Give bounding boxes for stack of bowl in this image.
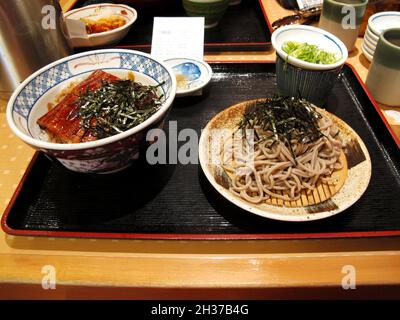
[362,11,400,62]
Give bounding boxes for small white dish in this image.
[165,58,212,97]
[364,30,378,47]
[362,41,374,56]
[363,37,377,52]
[64,3,137,48]
[362,38,376,53]
[361,43,373,62]
[271,25,348,71]
[366,27,379,42]
[368,11,400,36]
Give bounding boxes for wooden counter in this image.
[0,0,399,299]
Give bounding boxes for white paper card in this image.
[151,17,205,61]
[65,18,88,37]
[296,0,322,10]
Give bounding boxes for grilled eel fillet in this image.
[37,70,119,143]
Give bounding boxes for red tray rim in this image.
[2,60,400,240]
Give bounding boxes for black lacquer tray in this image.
[70,0,272,52]
[2,62,400,240]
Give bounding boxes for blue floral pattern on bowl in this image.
[7,49,176,173]
[14,63,71,119]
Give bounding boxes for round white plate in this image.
[363,32,378,49]
[199,99,372,222]
[368,11,400,36]
[363,37,376,53]
[366,27,379,43]
[361,44,373,62]
[362,41,375,56]
[165,58,212,97]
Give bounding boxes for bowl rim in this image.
[362,41,374,56]
[271,25,348,71]
[325,0,368,6]
[362,38,376,53]
[6,49,177,151]
[380,28,400,51]
[366,27,379,41]
[364,30,378,45]
[368,11,400,37]
[64,3,137,39]
[361,44,373,62]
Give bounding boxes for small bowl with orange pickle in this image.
[6,49,177,173]
[64,3,137,48]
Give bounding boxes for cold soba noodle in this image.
[220,97,345,204]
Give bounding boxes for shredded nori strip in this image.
[75,79,163,139]
[238,97,323,161]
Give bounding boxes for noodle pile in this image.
[220,103,345,204]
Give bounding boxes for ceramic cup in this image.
[182,0,230,28]
[366,28,400,106]
[271,25,348,106]
[319,0,369,51]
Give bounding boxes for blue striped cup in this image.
[272,25,348,106]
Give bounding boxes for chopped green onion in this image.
[282,41,341,65]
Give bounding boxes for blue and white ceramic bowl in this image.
[272,25,348,105]
[6,49,177,173]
